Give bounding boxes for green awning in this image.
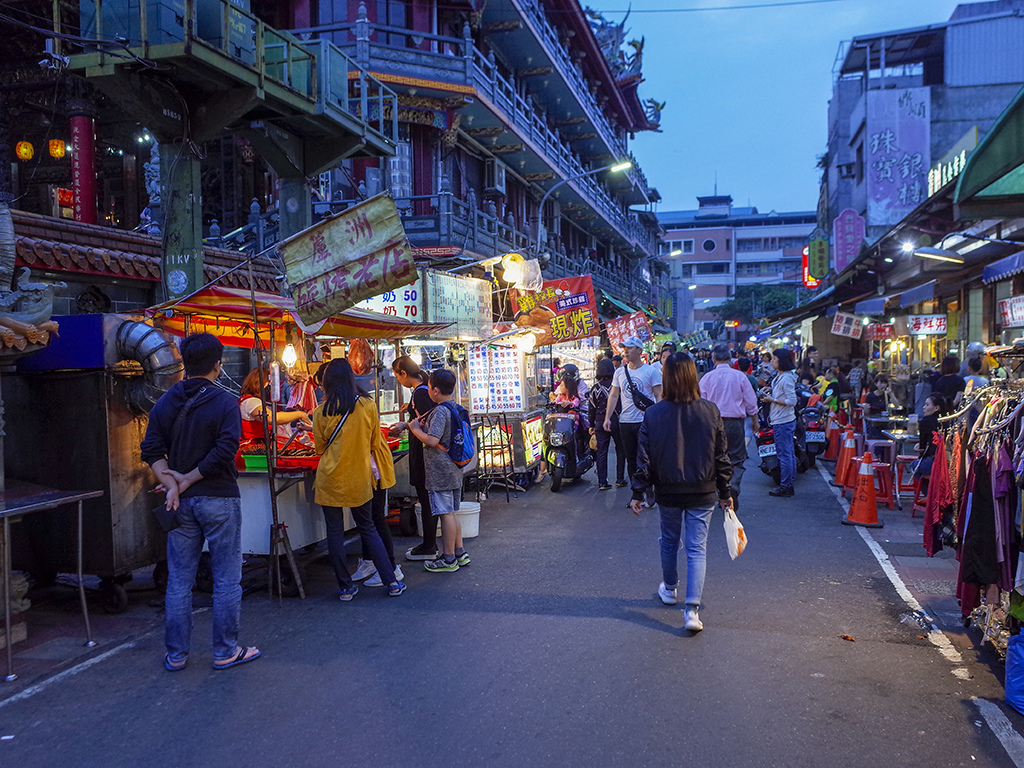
[955,85,1024,218]
[600,291,639,316]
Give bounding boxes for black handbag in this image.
[623,366,656,411]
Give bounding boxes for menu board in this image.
[358,275,423,318]
[425,271,492,340]
[467,345,524,413]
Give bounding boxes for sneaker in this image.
[351,559,377,581]
[615,480,628,487]
[388,581,407,597]
[405,544,439,561]
[456,552,471,567]
[658,582,678,605]
[768,487,794,497]
[424,556,459,573]
[338,586,359,602]
[683,607,703,632]
[365,564,404,587]
[598,484,612,491]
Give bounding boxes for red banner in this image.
[510,275,600,346]
[605,310,653,351]
[864,323,893,341]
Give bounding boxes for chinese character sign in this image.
[833,209,866,274]
[424,271,493,340]
[606,311,653,351]
[864,323,894,341]
[999,297,1024,328]
[831,311,864,339]
[807,238,829,281]
[907,314,947,335]
[466,345,524,413]
[802,246,821,289]
[358,275,423,318]
[279,193,418,325]
[866,87,931,227]
[510,275,600,346]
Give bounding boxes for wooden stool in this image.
[872,462,894,510]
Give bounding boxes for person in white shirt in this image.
[604,336,662,505]
[964,356,989,391]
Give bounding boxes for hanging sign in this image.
[510,275,599,346]
[606,310,653,351]
[280,193,418,325]
[864,323,894,341]
[806,234,829,280]
[424,271,492,340]
[998,297,1024,328]
[833,209,866,274]
[681,329,711,348]
[831,311,864,339]
[908,314,947,335]
[802,246,821,289]
[358,275,423,318]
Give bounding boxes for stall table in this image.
[1,481,104,682]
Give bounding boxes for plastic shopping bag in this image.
[723,507,747,560]
[1007,634,1024,715]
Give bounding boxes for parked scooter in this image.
[756,388,812,485]
[799,393,828,468]
[543,402,594,492]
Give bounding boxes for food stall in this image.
[147,284,452,591]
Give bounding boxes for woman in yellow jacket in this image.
[313,358,406,599]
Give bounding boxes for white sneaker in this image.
[658,582,678,605]
[684,607,703,632]
[351,559,377,581]
[365,564,403,587]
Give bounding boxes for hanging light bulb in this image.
[282,344,298,368]
[502,252,525,284]
[515,333,536,352]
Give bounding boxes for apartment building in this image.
[657,196,816,337]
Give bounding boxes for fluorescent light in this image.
[748,336,757,342]
[884,257,893,263]
[668,249,682,257]
[703,299,710,303]
[688,284,697,290]
[609,161,632,172]
[914,246,964,264]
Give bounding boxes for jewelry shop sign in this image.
[279,193,418,325]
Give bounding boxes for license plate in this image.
[758,444,777,457]
[805,431,826,442]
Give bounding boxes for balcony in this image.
[304,17,655,257]
[307,190,651,305]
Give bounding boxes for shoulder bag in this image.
[623,366,656,411]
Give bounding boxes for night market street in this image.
[0,455,1020,768]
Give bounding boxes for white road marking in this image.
[0,642,136,711]
[974,698,1024,768]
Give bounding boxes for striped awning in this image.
[983,252,1024,284]
[147,286,453,346]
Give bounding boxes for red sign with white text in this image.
[606,310,654,351]
[510,275,600,346]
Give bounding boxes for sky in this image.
[584,0,966,214]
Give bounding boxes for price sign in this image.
[358,275,423,318]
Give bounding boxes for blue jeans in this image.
[165,496,242,663]
[773,419,797,490]
[323,499,396,591]
[659,503,715,607]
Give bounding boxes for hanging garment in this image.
[957,456,999,616]
[950,430,964,507]
[993,443,1019,592]
[924,431,953,558]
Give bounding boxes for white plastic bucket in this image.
[456,501,480,539]
[414,503,441,538]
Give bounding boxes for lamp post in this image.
[532,160,632,258]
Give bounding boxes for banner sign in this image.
[280,193,417,325]
[510,275,600,346]
[806,236,829,280]
[605,310,653,350]
[908,314,947,335]
[864,323,894,341]
[681,329,711,348]
[802,246,821,289]
[998,297,1024,328]
[831,311,864,339]
[834,209,866,274]
[866,87,931,226]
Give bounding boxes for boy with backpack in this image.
[407,368,472,572]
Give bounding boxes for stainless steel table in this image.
[1,481,104,682]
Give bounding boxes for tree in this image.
[709,285,798,326]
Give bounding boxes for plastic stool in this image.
[872,462,894,510]
[911,475,929,518]
[865,439,894,464]
[895,456,917,496]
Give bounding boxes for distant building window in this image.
[681,239,694,254]
[695,263,729,275]
[702,239,716,253]
[737,238,762,252]
[779,237,807,249]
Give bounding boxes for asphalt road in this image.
[0,462,1020,767]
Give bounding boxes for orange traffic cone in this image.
[859,390,868,404]
[831,429,856,487]
[824,418,841,461]
[843,452,884,528]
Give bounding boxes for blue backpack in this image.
[440,401,476,468]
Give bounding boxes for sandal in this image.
[213,645,261,670]
[164,654,187,672]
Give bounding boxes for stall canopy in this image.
[983,252,1024,284]
[147,286,453,347]
[899,280,936,308]
[955,85,1024,219]
[600,291,640,317]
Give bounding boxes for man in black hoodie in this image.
[141,332,260,671]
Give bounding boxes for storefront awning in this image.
[600,291,639,316]
[854,296,889,315]
[983,252,1024,284]
[955,85,1024,218]
[899,280,936,308]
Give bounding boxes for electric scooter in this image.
[543,402,594,492]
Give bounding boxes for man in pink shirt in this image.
[699,344,759,510]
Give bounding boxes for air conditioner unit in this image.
[484,159,507,195]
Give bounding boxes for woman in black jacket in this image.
[631,352,732,632]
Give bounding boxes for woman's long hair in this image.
[240,367,265,398]
[661,352,701,403]
[392,354,428,384]
[321,358,369,417]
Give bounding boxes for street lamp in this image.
[532,160,633,257]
